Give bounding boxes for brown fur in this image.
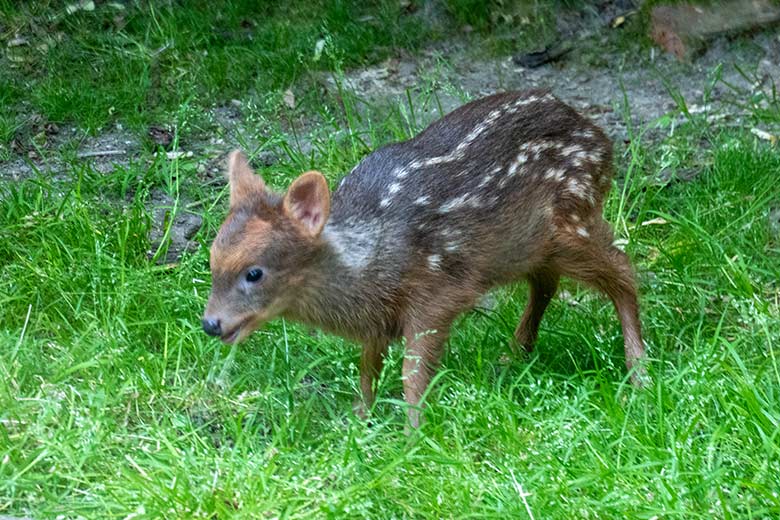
[210,217,273,277]
[203,90,647,429]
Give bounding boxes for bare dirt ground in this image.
[329,28,780,146]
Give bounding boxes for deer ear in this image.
[283,171,330,236]
[226,150,266,208]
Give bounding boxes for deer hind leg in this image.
[514,269,560,353]
[553,218,647,386]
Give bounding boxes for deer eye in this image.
[245,268,264,283]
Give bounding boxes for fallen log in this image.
[650,0,780,60]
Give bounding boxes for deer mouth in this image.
[220,326,242,344]
[219,314,265,344]
[220,318,252,344]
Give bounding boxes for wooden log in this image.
[650,0,780,60]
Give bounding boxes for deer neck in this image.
[283,218,398,339]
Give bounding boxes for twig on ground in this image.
[76,149,126,158]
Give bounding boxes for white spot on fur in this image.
[566,177,595,205]
[576,227,590,238]
[505,93,553,115]
[444,241,459,252]
[567,177,587,198]
[580,174,594,191]
[422,155,452,167]
[380,197,392,208]
[571,150,599,168]
[570,213,581,223]
[478,172,495,188]
[511,95,540,108]
[545,168,566,182]
[508,152,528,177]
[428,254,442,271]
[414,195,430,205]
[573,129,594,139]
[395,159,424,179]
[562,144,583,157]
[438,193,470,213]
[407,94,555,175]
[388,182,402,194]
[323,219,380,270]
[418,102,513,169]
[529,141,560,160]
[479,165,503,188]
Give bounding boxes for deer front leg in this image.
[354,338,390,419]
[402,326,450,429]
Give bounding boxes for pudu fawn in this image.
[202,90,646,428]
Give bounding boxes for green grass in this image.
[2,83,779,517]
[0,0,437,146]
[2,2,780,519]
[0,0,609,152]
[442,0,583,53]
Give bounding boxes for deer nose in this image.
[202,317,222,337]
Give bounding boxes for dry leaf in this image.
[687,104,710,114]
[66,0,95,14]
[613,238,629,251]
[641,217,669,226]
[7,36,29,47]
[313,39,326,61]
[148,126,173,148]
[610,10,635,28]
[751,127,777,145]
[283,89,295,109]
[163,151,193,160]
[558,289,579,306]
[6,52,28,63]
